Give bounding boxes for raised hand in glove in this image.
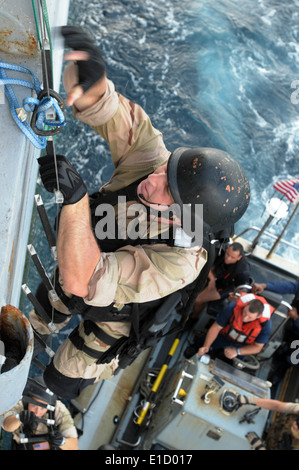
[19,410,37,430]
[38,154,87,205]
[61,25,106,93]
[48,429,66,448]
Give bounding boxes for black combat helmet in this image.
[167,147,250,235]
[23,376,56,406]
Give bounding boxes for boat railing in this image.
[235,226,299,251]
[233,225,299,275]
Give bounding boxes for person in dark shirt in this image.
[253,280,299,370]
[253,281,299,336]
[192,242,251,318]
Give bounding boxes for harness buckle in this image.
[30,89,65,136]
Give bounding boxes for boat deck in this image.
[72,237,299,450]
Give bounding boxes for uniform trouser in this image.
[44,360,96,400]
[43,337,121,400]
[194,334,246,359]
[32,283,127,400]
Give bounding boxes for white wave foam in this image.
[261,8,277,25]
[273,119,299,155]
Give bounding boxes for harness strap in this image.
[69,326,104,360]
[53,274,87,315]
[89,179,176,250]
[83,320,119,346]
[69,324,119,361]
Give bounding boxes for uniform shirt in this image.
[266,413,299,450]
[64,72,208,307]
[213,251,251,298]
[46,68,208,381]
[2,399,78,444]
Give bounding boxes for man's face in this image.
[224,246,242,265]
[137,164,175,209]
[242,305,260,323]
[28,397,47,418]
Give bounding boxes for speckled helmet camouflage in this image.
[167,147,250,233]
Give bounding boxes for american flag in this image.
[273,178,299,204]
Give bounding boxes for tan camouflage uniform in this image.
[31,67,207,382]
[2,399,78,444]
[265,412,299,450]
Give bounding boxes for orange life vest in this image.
[221,293,274,344]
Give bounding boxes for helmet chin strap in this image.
[137,190,192,246]
[137,191,153,206]
[137,191,177,221]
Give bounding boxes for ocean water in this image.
[55,0,298,259]
[23,0,299,313]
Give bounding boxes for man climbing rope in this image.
[31,26,250,399]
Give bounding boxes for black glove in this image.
[236,394,256,406]
[48,429,65,448]
[61,25,106,92]
[220,390,257,413]
[246,432,266,450]
[19,410,37,430]
[38,154,87,205]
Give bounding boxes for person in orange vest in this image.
[184,293,274,359]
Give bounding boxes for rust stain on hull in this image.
[0,305,33,365]
[0,28,38,55]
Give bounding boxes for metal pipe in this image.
[21,284,57,333]
[34,194,57,260]
[0,306,33,416]
[27,244,58,303]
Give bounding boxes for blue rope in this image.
[0,59,66,149]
